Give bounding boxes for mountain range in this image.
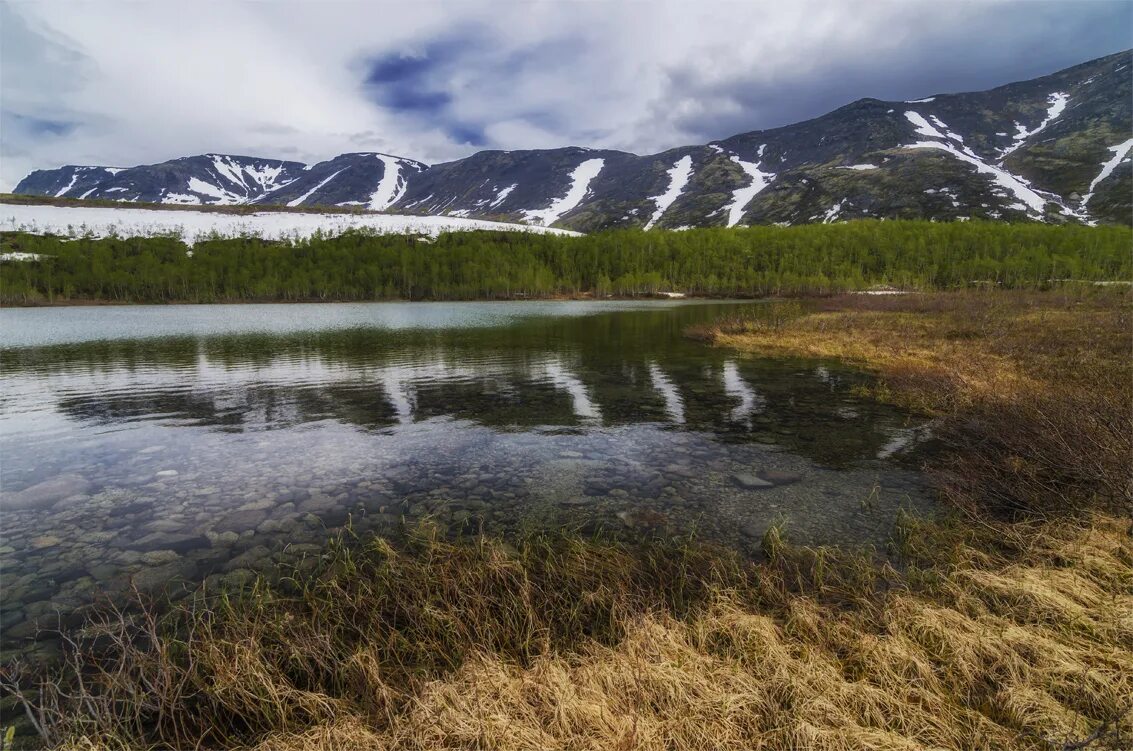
[13,50,1132,229]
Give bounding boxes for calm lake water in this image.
[0,301,934,654]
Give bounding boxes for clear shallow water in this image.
[0,301,934,653]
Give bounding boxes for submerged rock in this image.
[139,549,180,566]
[213,509,269,533]
[616,508,668,530]
[126,531,210,554]
[1,475,92,510]
[131,560,198,591]
[758,469,803,486]
[732,473,774,490]
[29,535,62,550]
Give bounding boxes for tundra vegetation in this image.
[1,238,1131,749]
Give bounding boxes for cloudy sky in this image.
[1,0,1129,189]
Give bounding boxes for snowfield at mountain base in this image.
[0,204,581,245]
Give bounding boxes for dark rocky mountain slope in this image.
[14,50,1131,228]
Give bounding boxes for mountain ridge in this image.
[14,50,1132,228]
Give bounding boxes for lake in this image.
[0,300,934,654]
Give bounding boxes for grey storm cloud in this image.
[654,1,1133,142]
[1,0,1129,190]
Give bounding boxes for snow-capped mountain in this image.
[13,50,1132,228]
[16,154,307,205]
[251,152,428,210]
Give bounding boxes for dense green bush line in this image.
[1,220,1129,303]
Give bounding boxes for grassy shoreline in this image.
[3,289,1131,749]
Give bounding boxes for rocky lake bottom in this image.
[0,300,936,659]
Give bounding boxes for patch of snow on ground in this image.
[0,204,581,246]
[164,192,202,205]
[1000,92,1068,158]
[287,168,346,207]
[368,155,410,211]
[522,158,605,227]
[489,184,517,208]
[853,287,908,296]
[725,151,774,227]
[822,199,847,224]
[0,252,45,262]
[906,97,935,103]
[644,155,694,230]
[1083,138,1133,206]
[839,164,878,170]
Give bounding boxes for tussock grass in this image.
[6,517,1130,750]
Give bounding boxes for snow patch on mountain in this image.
[644,155,694,230]
[489,183,517,208]
[1000,92,1069,158]
[203,155,296,198]
[930,115,967,144]
[54,174,80,198]
[726,150,775,227]
[0,204,581,246]
[369,154,410,211]
[903,111,1052,216]
[186,177,242,204]
[287,168,347,207]
[522,158,604,226]
[823,199,847,223]
[905,140,1048,214]
[839,164,878,170]
[209,156,247,191]
[1083,138,1133,206]
[905,111,947,139]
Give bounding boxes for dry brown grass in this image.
[21,515,1129,751]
